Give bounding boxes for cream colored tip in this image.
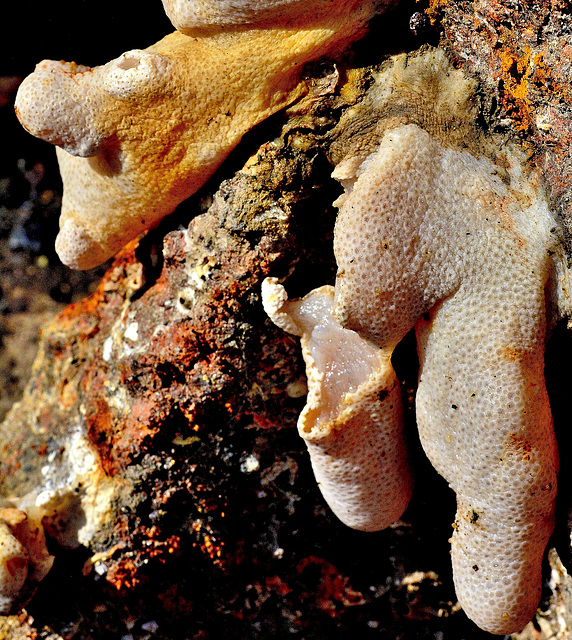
[101,50,171,99]
[162,0,308,30]
[263,281,413,532]
[261,278,303,336]
[14,61,106,157]
[55,218,111,270]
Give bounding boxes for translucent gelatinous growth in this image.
[333,123,562,634]
[262,278,413,532]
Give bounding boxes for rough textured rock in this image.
[426,0,572,251]
[3,1,572,638]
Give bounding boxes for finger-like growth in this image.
[262,279,413,531]
[332,123,562,634]
[15,0,388,269]
[161,0,380,32]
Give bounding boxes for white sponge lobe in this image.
[15,61,106,157]
[263,280,413,531]
[333,123,561,633]
[161,0,367,31]
[55,217,109,271]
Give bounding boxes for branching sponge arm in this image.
[15,0,391,269]
[331,122,561,634]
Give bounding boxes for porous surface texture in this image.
[263,42,571,634]
[262,281,413,531]
[333,121,562,634]
[14,0,382,270]
[161,0,391,32]
[4,1,572,638]
[162,0,310,30]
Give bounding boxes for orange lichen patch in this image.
[505,433,534,462]
[423,0,448,21]
[425,1,572,137]
[200,534,224,561]
[142,529,181,561]
[497,47,535,131]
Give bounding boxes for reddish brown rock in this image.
[425,0,572,247]
[4,2,572,638]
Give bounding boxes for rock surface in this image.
[2,1,572,639]
[427,0,572,251]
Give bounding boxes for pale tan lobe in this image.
[15,1,387,269]
[333,123,560,634]
[262,279,413,532]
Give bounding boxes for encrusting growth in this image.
[15,0,392,269]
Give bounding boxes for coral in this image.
[265,49,571,635]
[14,0,389,269]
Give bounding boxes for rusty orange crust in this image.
[423,0,572,239]
[425,1,572,132]
[505,433,534,462]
